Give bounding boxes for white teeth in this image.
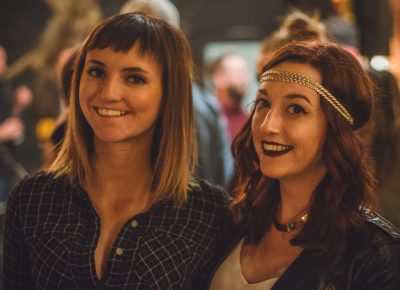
[97,108,127,116]
[263,143,290,152]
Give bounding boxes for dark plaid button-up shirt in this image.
[4,172,233,289]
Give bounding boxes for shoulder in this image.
[10,171,70,197]
[7,171,72,212]
[179,179,233,236]
[187,178,232,209]
[363,211,400,244]
[345,211,400,270]
[338,212,400,288]
[339,211,400,269]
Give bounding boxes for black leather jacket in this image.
[201,212,400,290]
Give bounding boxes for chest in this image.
[241,231,303,282]
[21,204,210,289]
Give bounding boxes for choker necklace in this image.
[273,212,308,232]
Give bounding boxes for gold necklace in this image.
[273,212,308,232]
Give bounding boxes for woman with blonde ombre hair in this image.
[4,13,232,290]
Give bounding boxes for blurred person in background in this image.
[0,45,32,202]
[256,10,327,78]
[210,53,251,143]
[323,0,400,228]
[0,44,32,289]
[120,0,233,188]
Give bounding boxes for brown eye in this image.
[127,75,146,85]
[255,99,270,109]
[288,105,307,115]
[87,68,105,78]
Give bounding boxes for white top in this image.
[210,239,278,290]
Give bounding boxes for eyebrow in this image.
[87,59,150,74]
[257,88,267,96]
[285,94,312,104]
[257,89,312,104]
[286,94,312,104]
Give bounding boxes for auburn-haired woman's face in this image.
[252,61,328,184]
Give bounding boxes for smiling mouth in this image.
[95,107,129,117]
[261,141,293,157]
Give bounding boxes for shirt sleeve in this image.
[3,184,34,290]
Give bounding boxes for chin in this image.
[259,165,285,180]
[93,131,130,144]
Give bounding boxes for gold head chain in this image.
[259,70,354,125]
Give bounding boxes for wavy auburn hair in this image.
[49,13,197,206]
[232,41,377,254]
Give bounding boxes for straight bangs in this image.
[87,14,164,58]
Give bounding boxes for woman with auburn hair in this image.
[4,13,232,289]
[208,41,400,290]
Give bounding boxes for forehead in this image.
[269,61,321,84]
[85,45,159,68]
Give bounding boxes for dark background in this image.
[0,0,393,172]
[0,0,392,65]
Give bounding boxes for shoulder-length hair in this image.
[49,13,197,206]
[232,41,377,254]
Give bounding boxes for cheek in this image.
[148,89,163,115]
[78,81,98,107]
[79,80,92,99]
[314,118,327,149]
[306,127,326,159]
[137,94,160,114]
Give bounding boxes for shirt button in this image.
[131,220,139,228]
[116,247,124,255]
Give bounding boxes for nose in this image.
[259,108,282,134]
[99,76,123,102]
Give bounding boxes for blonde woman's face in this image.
[79,44,162,146]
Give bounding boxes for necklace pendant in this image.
[273,212,308,232]
[287,222,296,231]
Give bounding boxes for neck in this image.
[276,184,310,224]
[86,137,153,203]
[277,169,326,224]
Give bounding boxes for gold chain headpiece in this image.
[259,70,354,125]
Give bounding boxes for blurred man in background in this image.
[210,53,250,143]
